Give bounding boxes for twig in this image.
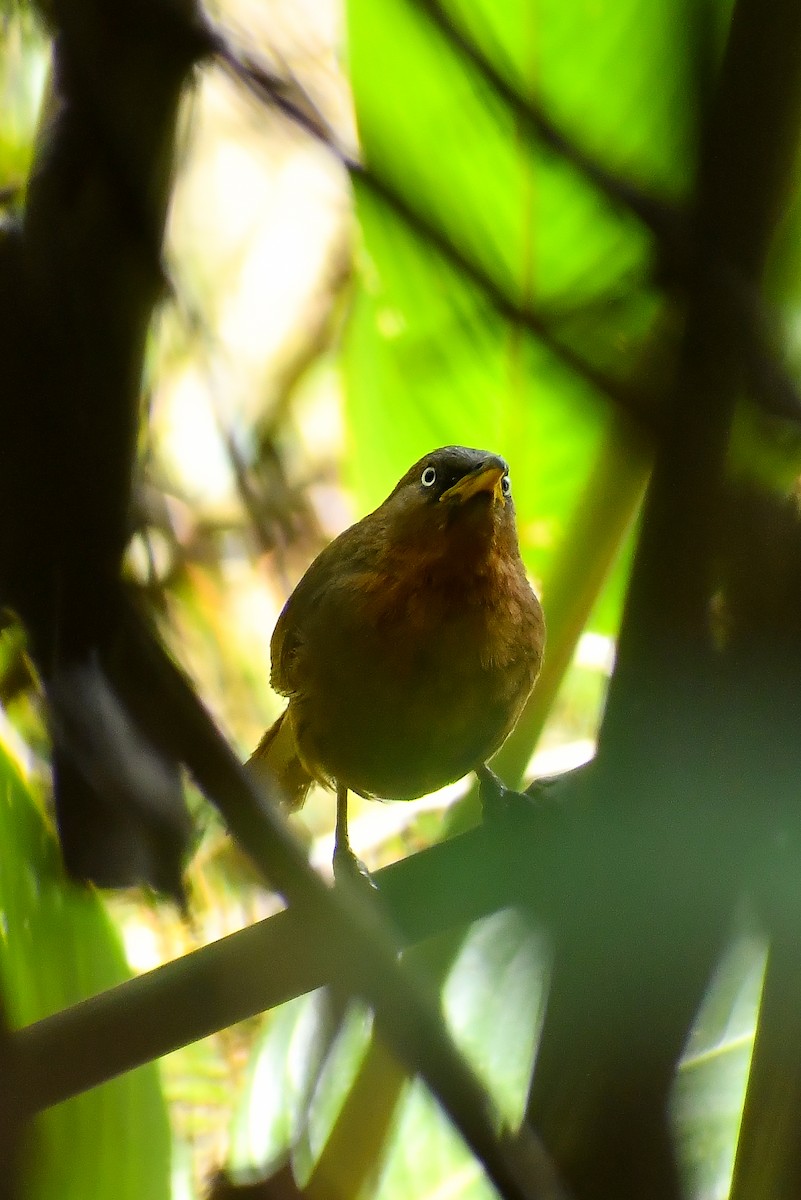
[210,30,343,152]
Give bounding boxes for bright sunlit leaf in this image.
[343,0,699,622]
[0,744,171,1200]
[673,931,767,1200]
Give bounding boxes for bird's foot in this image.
[478,765,559,823]
[333,844,378,893]
[478,765,530,822]
[524,759,595,809]
[333,785,378,894]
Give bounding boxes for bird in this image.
[248,445,545,880]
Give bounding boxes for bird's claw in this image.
[478,765,525,821]
[525,759,594,810]
[478,765,559,823]
[333,845,378,893]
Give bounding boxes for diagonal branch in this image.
[116,607,566,1200]
[12,806,557,1112]
[211,30,341,150]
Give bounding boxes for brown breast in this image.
[291,536,545,800]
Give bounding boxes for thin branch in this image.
[211,32,342,151]
[213,3,679,247]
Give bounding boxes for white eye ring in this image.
[502,474,512,496]
[421,466,437,487]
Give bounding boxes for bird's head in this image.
[377,446,519,567]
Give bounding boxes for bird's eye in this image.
[421,466,437,487]
[502,474,512,496]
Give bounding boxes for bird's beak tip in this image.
[439,464,506,506]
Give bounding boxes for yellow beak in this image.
[439,463,506,505]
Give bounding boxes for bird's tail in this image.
[247,708,313,811]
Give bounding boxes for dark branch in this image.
[112,607,565,1200]
[211,31,342,151]
[526,1,801,1196]
[12,806,557,1112]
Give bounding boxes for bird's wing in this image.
[269,611,301,697]
[269,518,374,697]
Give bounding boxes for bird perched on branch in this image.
[249,446,545,879]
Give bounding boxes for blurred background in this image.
[1,0,783,1196]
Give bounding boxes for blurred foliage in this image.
[228,912,548,1196]
[0,742,171,1200]
[673,932,766,1200]
[0,4,46,193]
[2,0,801,1197]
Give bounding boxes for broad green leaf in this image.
[229,911,547,1199]
[373,1080,497,1200]
[348,0,672,304]
[441,908,547,1124]
[228,991,374,1185]
[0,742,171,1200]
[345,183,616,585]
[673,932,766,1200]
[0,10,47,189]
[374,909,546,1200]
[441,0,698,193]
[343,0,700,632]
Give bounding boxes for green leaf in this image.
[228,991,374,1185]
[0,9,48,189]
[229,912,548,1199]
[673,932,766,1200]
[372,1080,497,1200]
[372,910,545,1200]
[345,181,615,587]
[0,743,171,1200]
[441,909,547,1125]
[343,0,700,632]
[439,0,699,193]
